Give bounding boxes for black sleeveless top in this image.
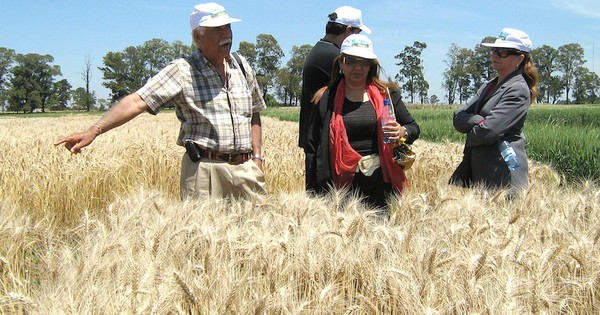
[341,98,379,156]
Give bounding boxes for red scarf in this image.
[329,81,408,193]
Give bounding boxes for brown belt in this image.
[200,150,252,164]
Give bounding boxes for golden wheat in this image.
[0,113,598,314]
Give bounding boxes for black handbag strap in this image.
[232,52,246,78]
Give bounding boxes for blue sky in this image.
[1,0,599,102]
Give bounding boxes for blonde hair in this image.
[521,54,539,104]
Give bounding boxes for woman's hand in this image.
[382,120,406,142]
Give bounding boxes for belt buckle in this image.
[223,152,249,164]
[233,153,248,164]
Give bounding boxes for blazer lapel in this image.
[474,80,498,114]
[476,68,524,115]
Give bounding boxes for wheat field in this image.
[0,113,599,314]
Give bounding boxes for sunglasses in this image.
[343,56,373,67]
[491,47,522,58]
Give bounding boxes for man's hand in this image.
[252,158,263,172]
[54,128,98,154]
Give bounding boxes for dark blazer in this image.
[298,40,339,149]
[305,84,420,194]
[450,70,530,192]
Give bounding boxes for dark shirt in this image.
[298,39,339,149]
[342,99,378,156]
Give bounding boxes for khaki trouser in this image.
[180,153,266,200]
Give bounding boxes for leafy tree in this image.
[556,43,585,104]
[72,87,96,110]
[274,44,311,106]
[170,40,195,59]
[6,53,60,113]
[50,79,72,110]
[274,68,293,106]
[429,95,439,104]
[546,75,565,104]
[442,73,457,103]
[442,44,473,104]
[39,64,62,113]
[237,41,257,69]
[573,67,600,104]
[137,38,193,83]
[100,51,131,101]
[416,78,429,104]
[142,39,174,75]
[470,37,495,87]
[0,47,14,86]
[124,45,151,92]
[0,47,15,110]
[254,34,284,99]
[459,48,478,103]
[532,45,559,103]
[100,39,195,102]
[394,41,428,103]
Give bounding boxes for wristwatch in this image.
[252,154,264,161]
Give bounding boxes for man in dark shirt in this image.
[298,6,371,190]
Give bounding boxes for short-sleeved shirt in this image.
[136,50,266,154]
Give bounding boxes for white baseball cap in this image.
[340,34,377,59]
[481,28,532,52]
[329,6,371,34]
[189,3,241,30]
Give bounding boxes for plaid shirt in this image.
[136,50,266,154]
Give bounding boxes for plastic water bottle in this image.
[499,141,520,171]
[382,99,395,144]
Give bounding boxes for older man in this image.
[55,3,267,200]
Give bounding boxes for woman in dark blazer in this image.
[305,34,419,211]
[450,28,539,196]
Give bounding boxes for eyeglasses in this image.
[343,56,372,67]
[491,47,522,58]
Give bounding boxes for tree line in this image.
[1,35,598,113]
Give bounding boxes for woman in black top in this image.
[305,34,420,211]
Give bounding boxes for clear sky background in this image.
[1,0,599,102]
